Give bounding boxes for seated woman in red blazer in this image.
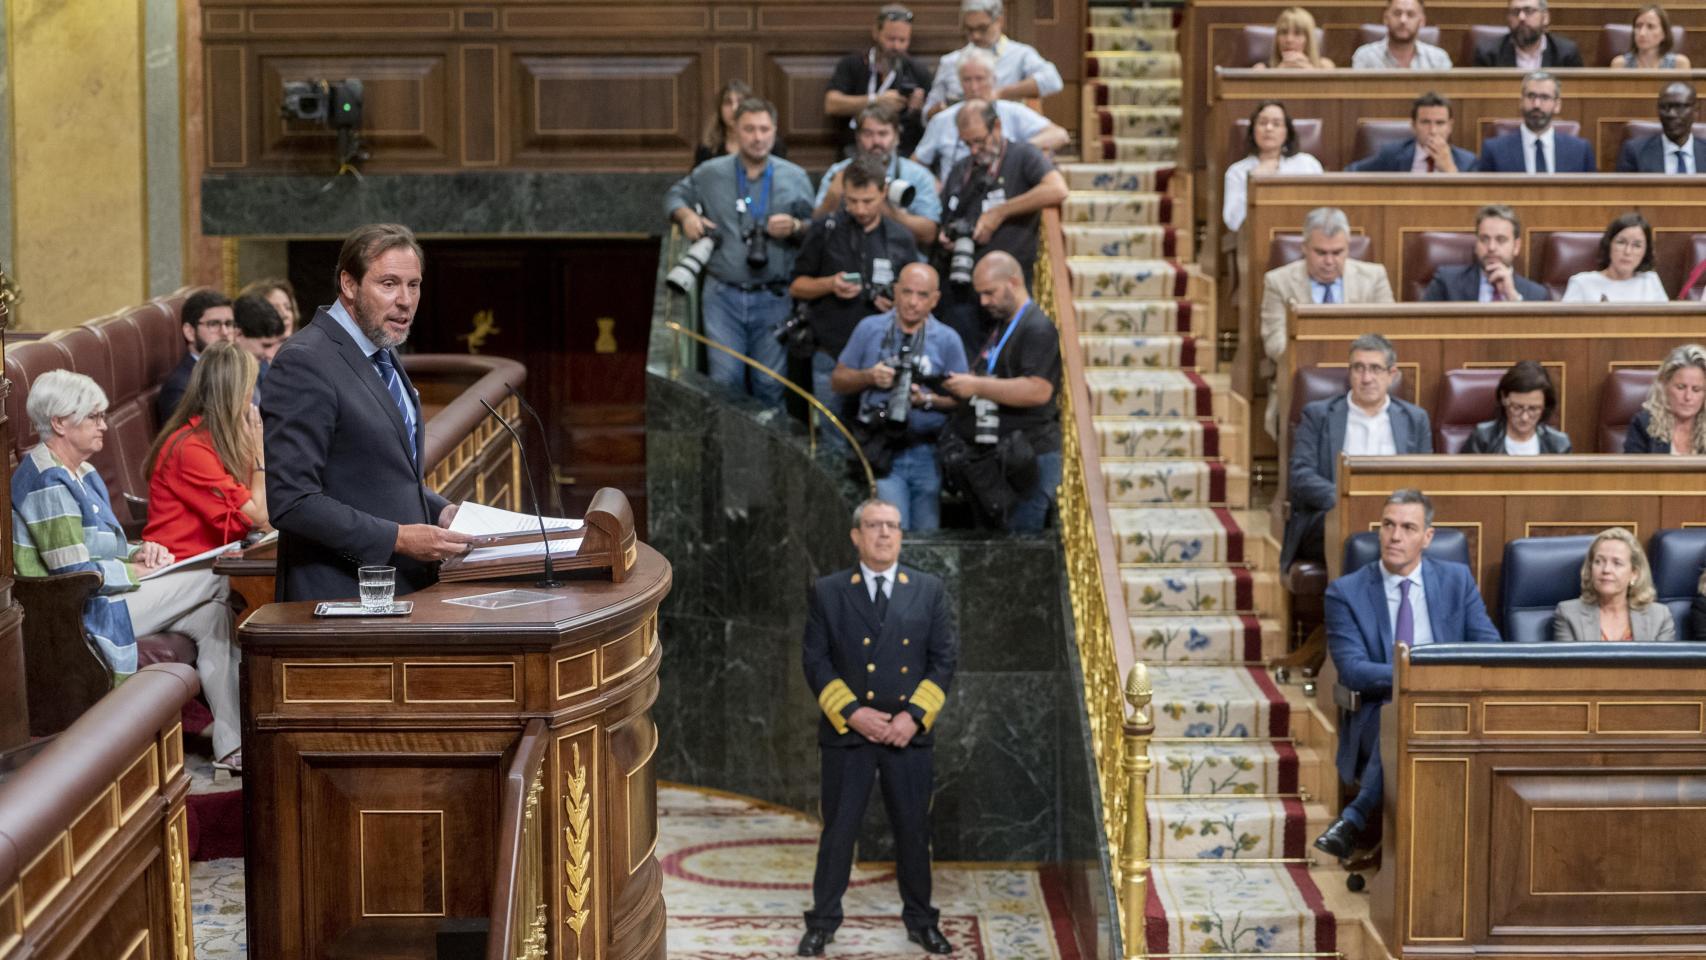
[144,341,269,555]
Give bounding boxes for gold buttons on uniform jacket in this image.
[902,638,910,645]
[866,690,875,700]
[901,667,909,674]
[863,637,871,646]
[867,663,876,672]
[899,694,908,702]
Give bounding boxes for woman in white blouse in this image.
[1561,213,1670,302]
[1222,100,1323,232]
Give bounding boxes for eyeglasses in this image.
[1521,91,1558,103]
[1504,400,1545,417]
[1611,237,1647,250]
[197,318,237,330]
[83,412,108,425]
[861,520,901,532]
[1349,363,1391,376]
[1508,5,1544,18]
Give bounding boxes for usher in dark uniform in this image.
[801,563,958,938]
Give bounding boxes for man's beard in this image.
[874,49,900,73]
[1512,23,1541,47]
[1522,108,1551,133]
[354,299,409,350]
[859,147,896,168]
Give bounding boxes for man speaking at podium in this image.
[800,498,957,955]
[263,223,473,602]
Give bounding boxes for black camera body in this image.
[943,218,979,286]
[742,223,769,271]
[280,78,366,166]
[863,332,940,429]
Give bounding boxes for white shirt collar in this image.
[328,299,382,358]
[860,561,899,599]
[1346,391,1390,418]
[1520,124,1556,155]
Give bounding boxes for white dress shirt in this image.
[1350,38,1454,69]
[1382,564,1435,646]
[926,37,1064,111]
[1221,153,1324,231]
[1343,393,1397,455]
[1668,137,1697,174]
[1560,270,1669,303]
[913,100,1053,181]
[860,561,897,603]
[1520,125,1557,174]
[1503,433,1541,455]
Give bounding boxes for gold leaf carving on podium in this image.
[564,743,592,939]
[167,813,192,960]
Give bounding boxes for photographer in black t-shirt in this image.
[824,4,934,157]
[790,155,922,447]
[939,251,1062,532]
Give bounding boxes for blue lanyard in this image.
[984,300,1030,372]
[736,161,774,223]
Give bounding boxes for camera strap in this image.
[866,49,900,98]
[981,302,1029,374]
[735,161,774,223]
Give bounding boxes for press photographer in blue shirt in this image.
[833,263,968,531]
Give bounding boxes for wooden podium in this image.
[237,542,671,960]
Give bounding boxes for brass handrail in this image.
[488,719,549,960]
[1038,208,1149,955]
[663,320,877,496]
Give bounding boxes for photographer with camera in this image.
[816,104,941,248]
[831,263,968,532]
[939,251,1061,533]
[912,51,1067,185]
[789,156,922,449]
[665,97,814,406]
[824,4,934,158]
[933,98,1068,358]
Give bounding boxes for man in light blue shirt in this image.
[925,0,1063,116]
[816,103,942,247]
[912,50,1067,183]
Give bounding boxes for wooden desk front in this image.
[1329,455,1706,604]
[1239,175,1706,396]
[239,549,672,960]
[1184,0,1706,166]
[1378,645,1706,957]
[1280,304,1706,466]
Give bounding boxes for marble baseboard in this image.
[202,171,681,237]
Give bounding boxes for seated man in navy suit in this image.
[1281,334,1432,572]
[1347,92,1477,173]
[1422,204,1550,302]
[1617,82,1704,173]
[1314,489,1501,857]
[1471,0,1583,67]
[1477,72,1595,173]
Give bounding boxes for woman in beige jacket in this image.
[1552,527,1676,642]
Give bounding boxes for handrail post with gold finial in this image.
[1120,663,1154,958]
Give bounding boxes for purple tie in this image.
[1395,579,1415,647]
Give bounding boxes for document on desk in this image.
[462,537,584,565]
[137,530,278,580]
[449,501,584,543]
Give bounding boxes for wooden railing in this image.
[1038,208,1151,953]
[488,718,551,960]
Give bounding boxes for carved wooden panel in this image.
[259,52,450,164]
[460,45,500,165]
[511,52,699,160]
[206,45,248,167]
[765,53,840,146]
[1407,757,1470,942]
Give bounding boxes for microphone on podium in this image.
[479,397,562,588]
[504,381,565,517]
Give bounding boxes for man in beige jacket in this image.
[1261,207,1395,438]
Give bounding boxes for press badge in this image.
[982,188,1006,213]
[871,259,895,285]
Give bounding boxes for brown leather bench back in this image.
[5,290,194,529]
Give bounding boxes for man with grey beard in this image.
[262,222,472,602]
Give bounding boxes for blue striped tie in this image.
[372,350,417,462]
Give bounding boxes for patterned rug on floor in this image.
[661,784,1072,959]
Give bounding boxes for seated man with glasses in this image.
[1282,334,1433,572]
[1476,72,1594,173]
[1472,0,1583,67]
[158,289,236,424]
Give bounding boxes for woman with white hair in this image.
[1551,527,1675,642]
[1625,343,1706,453]
[12,369,243,770]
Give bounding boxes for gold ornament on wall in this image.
[564,743,592,940]
[460,309,502,354]
[594,317,618,354]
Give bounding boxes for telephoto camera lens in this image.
[666,235,718,292]
[948,235,978,286]
[886,179,916,207]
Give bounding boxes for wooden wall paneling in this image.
[460,45,501,165]
[509,45,700,165]
[258,49,453,165]
[206,44,248,167]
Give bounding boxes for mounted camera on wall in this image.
[280,78,366,170]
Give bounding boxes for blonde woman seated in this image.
[1625,343,1706,453]
[1561,213,1669,303]
[1552,528,1675,642]
[1255,7,1336,69]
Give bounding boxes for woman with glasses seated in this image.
[1552,527,1675,642]
[1462,360,1572,454]
[14,370,243,770]
[1562,213,1669,302]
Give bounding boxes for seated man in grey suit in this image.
[1260,207,1394,439]
[1281,334,1432,571]
[1347,92,1477,173]
[1616,82,1705,173]
[1422,204,1550,302]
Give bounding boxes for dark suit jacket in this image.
[1346,138,1478,173]
[1624,409,1675,452]
[156,353,195,424]
[1325,558,1501,783]
[1478,129,1595,173]
[802,563,958,747]
[1472,32,1583,67]
[1692,592,1706,643]
[1282,393,1433,570]
[1461,419,1572,453]
[262,306,449,602]
[1616,133,1706,173]
[1422,263,1550,302]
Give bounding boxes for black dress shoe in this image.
[908,925,953,954]
[1313,817,1359,859]
[797,929,832,956]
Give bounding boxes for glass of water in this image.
[358,565,396,612]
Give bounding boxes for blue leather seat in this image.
[1500,536,1595,644]
[1647,529,1706,639]
[1341,528,1470,574]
